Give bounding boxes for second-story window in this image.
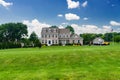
[59,35,61,38]
[42,35,44,38]
[46,30,48,32]
[52,34,54,38]
[66,35,68,38]
[49,29,51,32]
[45,35,47,38]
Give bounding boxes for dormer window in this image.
[54,29,56,32]
[49,29,51,32]
[75,35,78,38]
[46,30,48,32]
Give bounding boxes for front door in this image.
[47,40,52,46]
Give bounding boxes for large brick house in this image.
[41,27,83,46]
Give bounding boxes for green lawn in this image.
[0,44,120,80]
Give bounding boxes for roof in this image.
[94,37,104,40]
[41,27,59,33]
[93,37,104,42]
[70,34,83,39]
[59,29,70,34]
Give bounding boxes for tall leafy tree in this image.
[103,33,113,41]
[29,32,38,42]
[0,23,28,42]
[29,32,41,47]
[0,23,27,49]
[114,35,120,43]
[66,25,74,34]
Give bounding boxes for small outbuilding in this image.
[93,37,104,45]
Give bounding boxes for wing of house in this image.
[69,34,83,45]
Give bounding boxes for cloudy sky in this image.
[0,0,120,37]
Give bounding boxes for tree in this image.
[66,25,74,34]
[29,32,41,47]
[0,23,28,42]
[114,35,120,43]
[0,23,28,49]
[80,33,103,45]
[29,32,38,42]
[50,25,58,28]
[104,33,113,42]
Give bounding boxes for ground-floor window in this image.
[52,40,54,44]
[45,40,47,44]
[56,40,57,44]
[73,40,74,43]
[78,40,80,43]
[42,40,44,44]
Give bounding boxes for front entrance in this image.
[61,40,66,46]
[47,40,52,46]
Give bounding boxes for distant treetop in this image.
[50,25,58,28]
[66,25,75,34]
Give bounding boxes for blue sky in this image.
[0,0,120,36]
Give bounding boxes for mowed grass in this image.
[0,43,120,80]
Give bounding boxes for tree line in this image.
[81,33,120,45]
[0,23,41,49]
[0,23,120,49]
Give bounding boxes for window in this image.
[73,40,74,43]
[51,30,53,32]
[45,40,47,44]
[49,29,51,32]
[42,40,44,43]
[78,40,80,43]
[56,40,57,44]
[45,35,47,38]
[66,35,68,38]
[52,40,54,44]
[56,35,57,38]
[59,35,61,38]
[63,34,65,38]
[52,35,54,38]
[42,35,44,38]
[54,29,56,32]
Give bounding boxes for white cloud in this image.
[58,14,63,17]
[71,24,112,34]
[58,25,65,29]
[67,0,80,9]
[103,25,111,29]
[65,13,80,21]
[23,19,51,38]
[116,28,120,32]
[83,17,88,20]
[82,1,88,7]
[62,22,69,25]
[0,0,13,8]
[110,21,120,26]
